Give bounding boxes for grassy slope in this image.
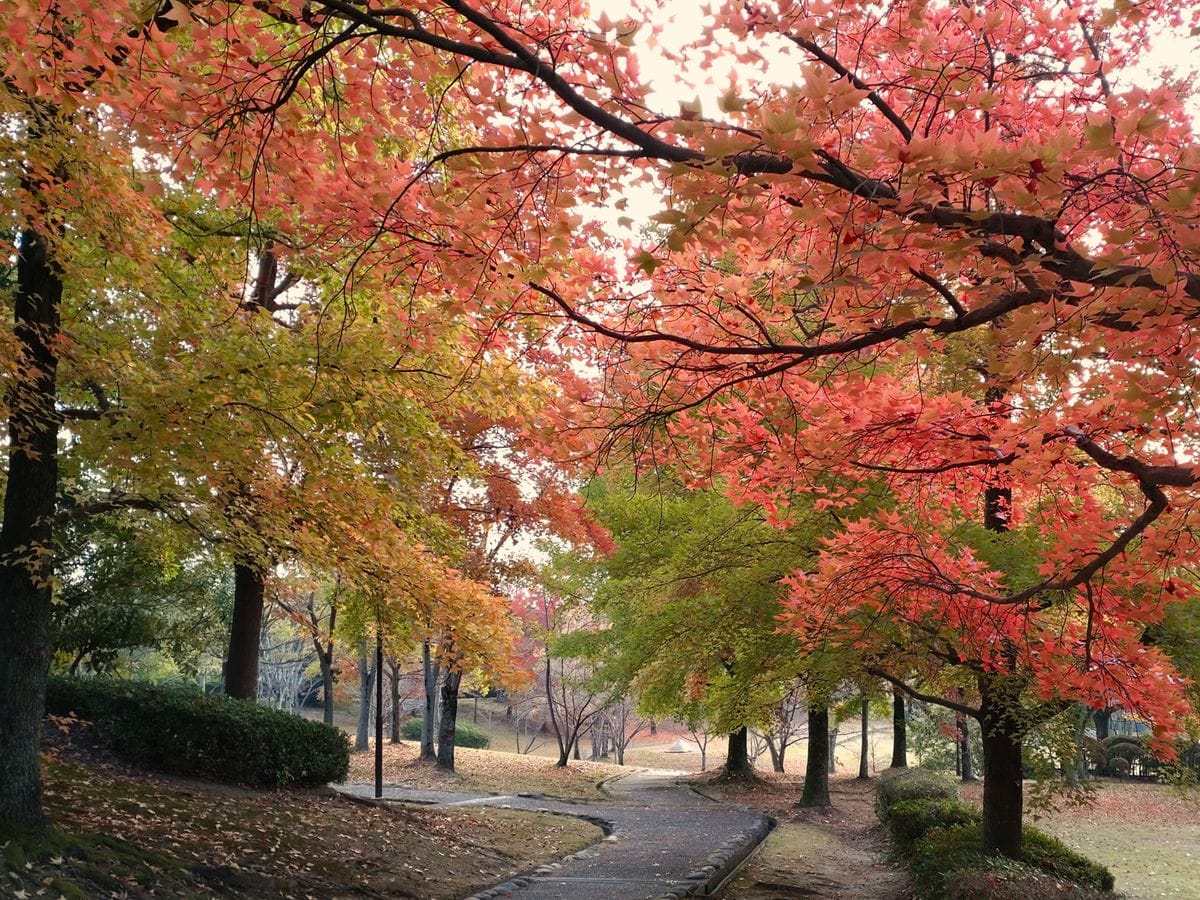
[4,739,602,899]
[960,778,1200,900]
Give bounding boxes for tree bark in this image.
[318,651,335,727]
[355,647,374,752]
[802,704,832,807]
[858,695,870,779]
[827,726,838,774]
[1094,708,1112,741]
[765,735,785,773]
[891,686,908,768]
[421,640,438,761]
[979,677,1023,858]
[223,561,265,700]
[0,227,62,829]
[436,667,462,771]
[960,714,975,781]
[724,727,754,779]
[389,659,401,743]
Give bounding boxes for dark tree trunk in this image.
[355,648,374,752]
[979,677,1023,858]
[318,652,335,727]
[802,704,832,807]
[0,228,62,829]
[436,668,462,771]
[223,561,265,700]
[724,727,754,779]
[389,659,401,743]
[960,714,975,781]
[421,640,438,761]
[858,695,870,779]
[765,735,785,773]
[891,686,908,768]
[1094,708,1112,741]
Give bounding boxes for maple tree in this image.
[5,0,1200,856]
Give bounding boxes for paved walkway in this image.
[336,769,772,899]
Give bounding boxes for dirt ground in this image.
[700,774,909,899]
[13,720,602,899]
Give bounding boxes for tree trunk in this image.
[1094,708,1112,741]
[0,227,62,829]
[724,727,754,779]
[858,695,870,779]
[891,686,908,768]
[355,648,374,752]
[827,726,838,774]
[979,677,1023,858]
[421,640,438,761]
[436,668,462,771]
[960,714,975,781]
[389,659,401,743]
[318,652,335,727]
[802,704,831,807]
[224,561,265,700]
[765,735,785,773]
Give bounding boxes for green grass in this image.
[1040,821,1200,899]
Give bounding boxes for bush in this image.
[944,866,1117,899]
[399,717,490,749]
[1022,828,1115,892]
[45,676,349,788]
[876,768,958,820]
[876,769,1114,898]
[885,798,979,850]
[903,824,1114,898]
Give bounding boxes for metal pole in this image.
[374,621,383,799]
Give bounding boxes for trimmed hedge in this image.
[46,676,350,788]
[400,717,490,748]
[877,769,1114,898]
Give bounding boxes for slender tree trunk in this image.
[858,695,870,779]
[318,650,335,727]
[827,726,838,774]
[724,727,754,779]
[891,687,908,768]
[979,676,1023,857]
[0,227,62,829]
[355,647,374,752]
[436,667,462,771]
[421,640,438,761]
[389,659,401,743]
[1094,708,1112,741]
[960,714,975,781]
[802,704,832,807]
[765,735,784,773]
[224,561,265,700]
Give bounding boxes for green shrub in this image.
[904,823,1114,898]
[885,798,980,850]
[399,717,490,749]
[944,866,1116,899]
[876,768,958,820]
[45,676,349,788]
[1022,828,1115,892]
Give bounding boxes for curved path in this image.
[337,769,772,899]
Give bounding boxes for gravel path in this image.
[336,769,773,899]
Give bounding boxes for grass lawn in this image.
[7,731,602,899]
[960,778,1200,899]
